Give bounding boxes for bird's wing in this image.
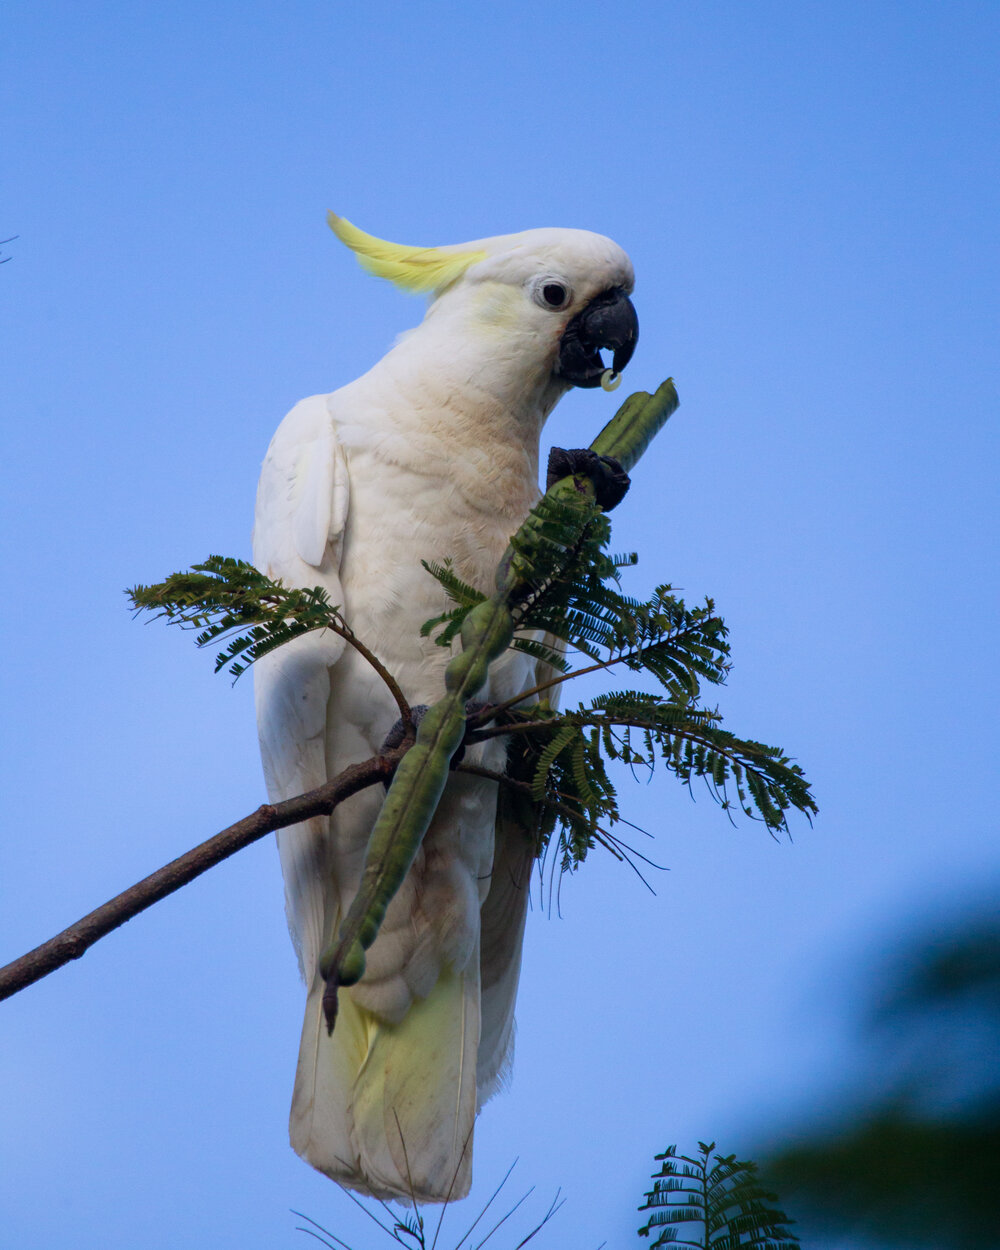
[253,393,350,977]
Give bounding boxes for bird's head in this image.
[327,215,638,396]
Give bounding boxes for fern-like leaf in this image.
[638,1142,798,1249]
[128,555,349,683]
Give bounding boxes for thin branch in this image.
[512,1190,566,1249]
[472,1186,534,1250]
[470,642,664,726]
[319,615,413,734]
[237,590,413,734]
[448,1159,519,1250]
[292,1211,358,1250]
[471,712,789,805]
[0,709,685,1009]
[0,747,406,1004]
[470,614,723,727]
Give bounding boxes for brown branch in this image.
[469,718,561,742]
[0,746,407,1005]
[469,654,620,724]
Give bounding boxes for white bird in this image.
[253,215,637,1202]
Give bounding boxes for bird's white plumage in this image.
[254,222,634,1201]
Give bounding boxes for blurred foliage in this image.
[766,907,1000,1248]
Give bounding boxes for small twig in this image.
[0,748,405,1004]
[471,711,770,798]
[465,719,564,748]
[392,1109,424,1245]
[449,1159,519,1250]
[468,608,722,730]
[429,1126,476,1250]
[253,592,413,734]
[335,1184,402,1242]
[512,1190,566,1249]
[329,619,413,734]
[472,1186,535,1250]
[469,638,673,727]
[292,1210,357,1250]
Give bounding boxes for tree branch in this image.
[0,746,407,1005]
[470,614,723,727]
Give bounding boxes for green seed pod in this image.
[337,940,366,987]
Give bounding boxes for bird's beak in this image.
[556,287,639,388]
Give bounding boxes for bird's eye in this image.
[532,277,571,311]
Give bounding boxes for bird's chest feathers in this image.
[337,441,535,704]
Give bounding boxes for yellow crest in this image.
[327,213,487,294]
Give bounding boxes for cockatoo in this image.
[253,216,638,1202]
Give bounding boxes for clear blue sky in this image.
[2,3,998,1247]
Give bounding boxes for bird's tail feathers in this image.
[291,956,481,1203]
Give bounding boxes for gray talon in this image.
[546,446,631,510]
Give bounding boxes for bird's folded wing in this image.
[253,394,351,977]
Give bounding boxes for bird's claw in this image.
[547,446,631,511]
[380,702,493,782]
[380,705,430,754]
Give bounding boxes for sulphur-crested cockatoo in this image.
[253,215,637,1202]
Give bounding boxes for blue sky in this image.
[2,3,998,1247]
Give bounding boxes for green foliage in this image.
[129,403,816,889]
[128,555,349,682]
[423,490,817,868]
[637,1142,798,1249]
[423,491,629,674]
[130,486,817,880]
[507,694,814,873]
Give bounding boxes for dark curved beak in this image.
[556,286,639,388]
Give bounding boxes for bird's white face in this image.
[428,227,639,393]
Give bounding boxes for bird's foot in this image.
[379,705,429,754]
[547,446,631,511]
[379,701,494,781]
